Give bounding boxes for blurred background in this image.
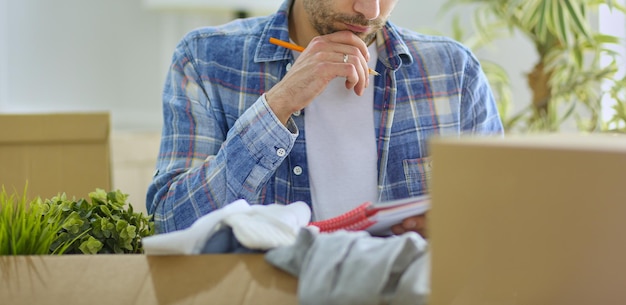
[0,0,623,212]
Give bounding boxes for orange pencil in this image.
[269,37,380,76]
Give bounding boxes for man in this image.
[146,0,504,237]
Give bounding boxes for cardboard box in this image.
[0,254,298,305]
[429,134,626,305]
[0,112,111,200]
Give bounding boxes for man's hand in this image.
[391,214,428,239]
[265,31,372,125]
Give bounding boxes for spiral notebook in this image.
[309,195,431,236]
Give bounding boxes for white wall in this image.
[1,0,163,131]
[0,0,9,107]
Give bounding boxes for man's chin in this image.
[358,33,377,45]
[326,28,376,44]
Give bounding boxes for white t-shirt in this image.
[300,43,379,221]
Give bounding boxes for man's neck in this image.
[288,0,318,47]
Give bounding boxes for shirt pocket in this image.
[403,156,433,196]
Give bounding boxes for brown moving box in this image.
[0,113,298,305]
[0,254,298,305]
[429,134,626,305]
[0,113,111,200]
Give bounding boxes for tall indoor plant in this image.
[443,0,626,132]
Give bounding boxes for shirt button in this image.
[293,166,303,176]
[276,148,286,157]
[293,110,301,116]
[286,63,292,71]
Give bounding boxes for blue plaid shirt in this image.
[146,0,504,233]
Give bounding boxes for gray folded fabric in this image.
[265,228,429,305]
[392,250,430,305]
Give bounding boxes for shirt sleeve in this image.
[146,38,298,233]
[460,56,505,135]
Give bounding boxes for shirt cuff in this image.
[231,94,299,168]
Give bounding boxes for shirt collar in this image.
[375,23,414,71]
[254,0,293,63]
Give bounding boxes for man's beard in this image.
[307,4,384,44]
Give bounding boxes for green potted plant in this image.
[0,186,75,255]
[46,189,154,254]
[0,186,154,255]
[441,0,626,132]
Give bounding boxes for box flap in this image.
[0,112,111,198]
[0,112,109,143]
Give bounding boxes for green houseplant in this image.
[46,189,154,254]
[0,186,154,255]
[0,186,76,255]
[442,0,626,132]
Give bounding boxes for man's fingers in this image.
[391,224,406,235]
[299,32,370,96]
[341,53,367,95]
[403,215,425,230]
[390,215,428,238]
[321,31,370,60]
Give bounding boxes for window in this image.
[599,3,626,123]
